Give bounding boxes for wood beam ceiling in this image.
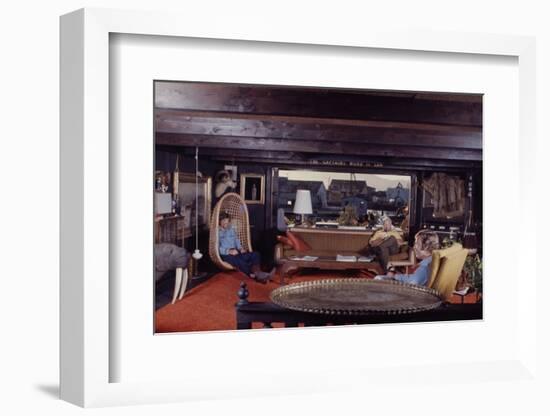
[154,81,483,166]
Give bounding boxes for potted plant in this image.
[463,254,482,300]
[441,237,482,301]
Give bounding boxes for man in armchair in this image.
[369,216,405,273]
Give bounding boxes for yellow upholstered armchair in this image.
[208,192,253,271]
[427,243,469,301]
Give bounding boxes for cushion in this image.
[277,235,293,247]
[285,230,312,252]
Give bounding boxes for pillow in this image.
[276,235,293,247]
[285,231,312,252]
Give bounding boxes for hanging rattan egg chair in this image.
[209,192,253,271]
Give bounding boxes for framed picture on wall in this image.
[224,165,238,181]
[173,172,212,228]
[240,173,265,204]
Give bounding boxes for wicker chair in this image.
[209,192,253,271]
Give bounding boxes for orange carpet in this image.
[155,270,478,333]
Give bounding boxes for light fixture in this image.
[192,146,203,261]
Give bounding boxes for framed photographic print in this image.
[60,6,542,410]
[240,173,265,204]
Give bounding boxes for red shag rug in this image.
[155,270,478,333]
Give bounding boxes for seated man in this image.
[218,212,274,283]
[369,216,405,272]
[374,230,440,286]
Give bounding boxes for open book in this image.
[336,254,357,262]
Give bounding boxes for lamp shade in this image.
[293,189,313,214]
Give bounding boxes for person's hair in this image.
[414,230,440,253]
[219,211,231,222]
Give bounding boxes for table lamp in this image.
[293,189,313,225]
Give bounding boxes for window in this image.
[277,170,411,225]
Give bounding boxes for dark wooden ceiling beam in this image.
[207,156,475,172]
[180,147,297,160]
[155,82,482,127]
[156,109,481,134]
[175,147,479,168]
[155,113,481,150]
[156,133,482,161]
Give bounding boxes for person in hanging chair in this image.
[218,211,274,283]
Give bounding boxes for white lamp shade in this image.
[293,189,313,214]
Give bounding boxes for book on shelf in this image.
[336,254,357,262]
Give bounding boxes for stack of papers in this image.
[453,286,471,296]
[357,255,375,262]
[336,254,357,262]
[290,255,318,261]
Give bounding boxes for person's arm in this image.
[235,234,243,251]
[218,233,229,256]
[218,229,234,255]
[230,227,244,252]
[392,230,404,245]
[369,231,384,247]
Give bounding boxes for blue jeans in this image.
[221,251,261,276]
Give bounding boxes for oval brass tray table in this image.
[270,278,443,316]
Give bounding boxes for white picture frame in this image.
[60,7,541,409]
